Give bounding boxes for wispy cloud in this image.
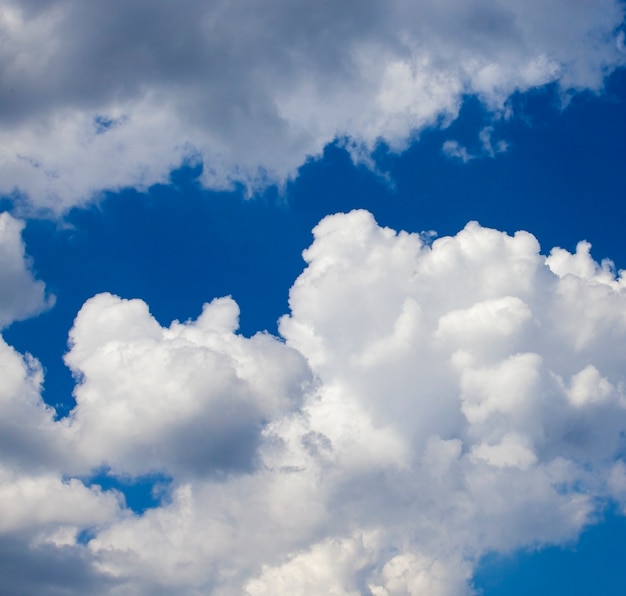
[443,126,508,162]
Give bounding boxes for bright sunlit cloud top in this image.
[3,209,626,593]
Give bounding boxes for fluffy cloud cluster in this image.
[64,293,311,477]
[2,210,626,594]
[0,0,624,210]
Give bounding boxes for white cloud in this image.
[0,466,120,535]
[0,335,68,472]
[63,293,312,477]
[0,212,52,327]
[442,127,508,162]
[0,330,122,595]
[442,139,473,162]
[0,0,623,210]
[2,211,626,592]
[479,126,508,157]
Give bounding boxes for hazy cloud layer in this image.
[2,211,626,593]
[0,0,623,210]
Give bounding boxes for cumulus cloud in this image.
[0,212,52,327]
[0,319,122,595]
[0,0,623,210]
[2,211,626,593]
[63,292,312,477]
[0,335,68,472]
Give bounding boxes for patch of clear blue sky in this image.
[473,508,626,595]
[2,69,625,589]
[80,468,172,515]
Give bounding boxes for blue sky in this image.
[1,1,626,594]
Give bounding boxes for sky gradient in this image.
[1,1,626,594]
